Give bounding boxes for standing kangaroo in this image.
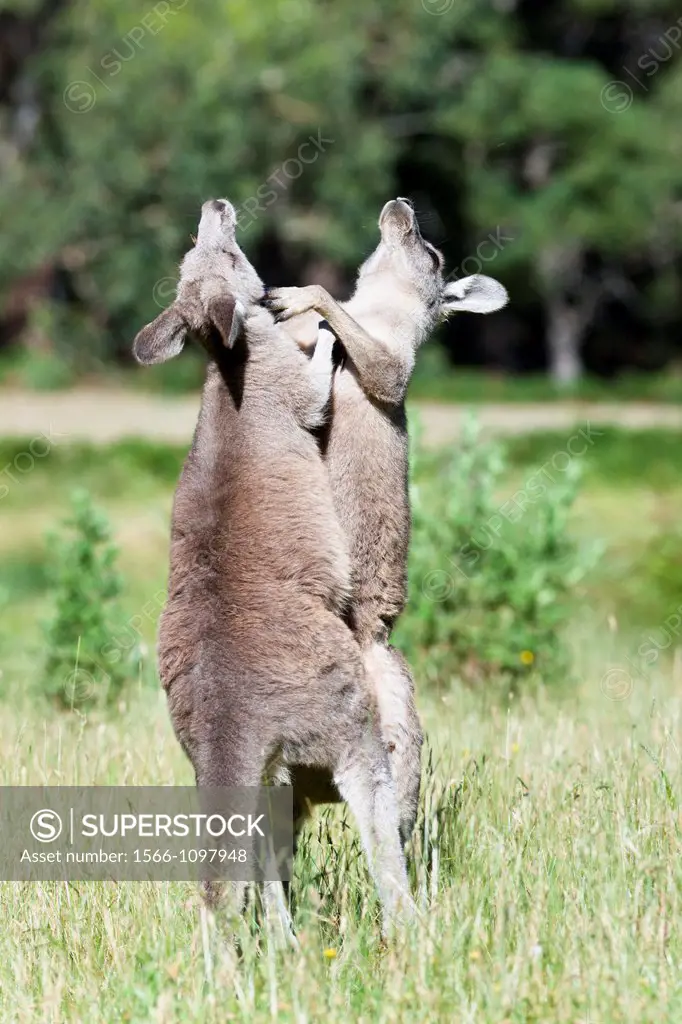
[133,199,413,933]
[266,198,509,842]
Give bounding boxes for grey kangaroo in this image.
[132,199,413,933]
[266,198,508,842]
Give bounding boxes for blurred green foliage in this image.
[1,0,682,378]
[1,425,681,703]
[1,425,681,514]
[32,426,596,702]
[395,418,598,690]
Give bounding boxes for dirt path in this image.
[1,388,681,448]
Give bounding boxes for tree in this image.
[1,0,682,381]
[438,51,682,385]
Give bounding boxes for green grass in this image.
[408,424,681,491]
[0,349,78,391]
[2,427,682,1020]
[409,349,682,404]
[1,425,681,514]
[409,367,682,404]
[504,427,682,490]
[1,670,682,1021]
[0,437,185,509]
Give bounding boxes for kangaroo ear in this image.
[205,294,243,348]
[133,304,187,365]
[441,275,509,316]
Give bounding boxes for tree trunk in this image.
[545,295,583,387]
[538,244,596,388]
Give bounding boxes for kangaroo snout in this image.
[379,197,416,236]
[198,197,237,234]
[200,199,232,218]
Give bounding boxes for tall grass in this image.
[1,664,681,1022]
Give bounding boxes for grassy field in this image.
[2,666,682,1021]
[409,360,682,405]
[1,425,682,1021]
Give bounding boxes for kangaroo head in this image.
[357,199,444,312]
[133,199,264,365]
[357,197,508,346]
[187,199,264,304]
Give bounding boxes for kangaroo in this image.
[265,197,509,843]
[133,198,413,935]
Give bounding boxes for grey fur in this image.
[133,198,414,933]
[267,198,509,842]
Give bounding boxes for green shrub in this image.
[0,348,75,391]
[396,417,598,691]
[133,349,206,394]
[42,490,136,708]
[19,352,76,391]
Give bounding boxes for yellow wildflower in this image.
[520,650,534,665]
[323,948,337,959]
